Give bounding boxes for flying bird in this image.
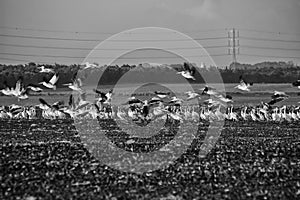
[216,94,233,103]
[38,98,65,110]
[176,62,196,80]
[154,91,170,99]
[63,78,83,92]
[1,81,14,96]
[200,86,219,96]
[38,66,55,73]
[39,73,59,90]
[268,91,289,105]
[235,75,253,92]
[93,89,113,104]
[82,62,98,70]
[292,80,300,89]
[27,84,43,92]
[10,78,30,100]
[271,91,289,99]
[185,91,201,101]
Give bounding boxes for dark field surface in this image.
[0,119,300,200]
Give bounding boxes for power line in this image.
[0,42,228,51]
[240,36,300,43]
[240,53,300,59]
[0,52,229,59]
[239,28,300,37]
[0,33,227,42]
[241,45,300,51]
[0,25,226,35]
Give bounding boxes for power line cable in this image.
[0,52,229,59]
[239,28,300,37]
[241,45,300,51]
[0,42,228,50]
[240,53,300,59]
[240,36,300,43]
[0,33,227,42]
[0,25,227,35]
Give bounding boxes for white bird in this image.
[39,73,59,90]
[216,94,233,103]
[267,91,289,105]
[1,86,14,96]
[154,91,170,99]
[272,91,289,98]
[185,91,201,101]
[200,86,219,96]
[10,79,30,100]
[63,78,83,92]
[177,71,195,80]
[176,62,196,80]
[93,89,113,104]
[235,75,253,92]
[38,66,54,73]
[27,84,43,92]
[82,62,98,70]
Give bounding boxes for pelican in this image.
[272,91,289,99]
[154,91,170,99]
[40,73,59,90]
[38,66,55,73]
[82,62,98,70]
[235,75,253,92]
[27,84,43,92]
[215,94,233,103]
[63,78,83,92]
[176,62,196,80]
[268,91,289,105]
[200,86,219,96]
[1,84,14,96]
[185,91,201,101]
[93,89,113,104]
[10,79,30,100]
[176,71,195,80]
[292,80,300,89]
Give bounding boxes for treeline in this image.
[0,61,299,88]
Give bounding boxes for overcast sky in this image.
[1,0,300,66]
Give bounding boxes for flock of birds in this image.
[0,63,300,122]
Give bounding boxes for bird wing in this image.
[183,62,190,71]
[128,98,143,104]
[268,97,284,105]
[93,89,105,95]
[239,75,249,86]
[15,80,21,94]
[77,78,83,87]
[39,98,52,109]
[49,74,59,85]
[189,65,196,76]
[52,100,64,110]
[69,95,75,108]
